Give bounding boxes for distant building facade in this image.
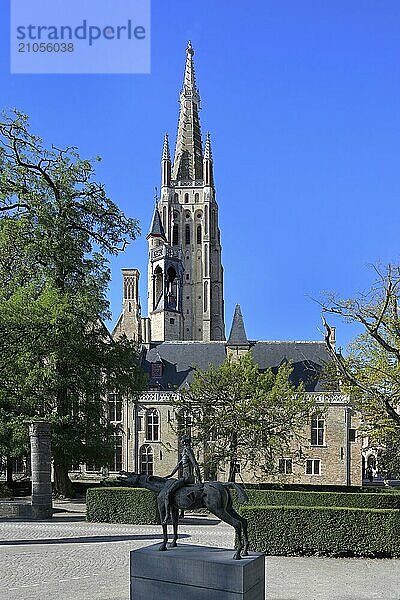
[108,42,362,486]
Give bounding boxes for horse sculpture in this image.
[118,471,249,560]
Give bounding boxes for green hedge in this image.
[86,487,160,524]
[233,488,400,510]
[0,482,11,498]
[240,505,400,557]
[243,482,396,493]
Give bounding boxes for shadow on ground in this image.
[0,533,191,546]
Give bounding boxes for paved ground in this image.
[0,500,399,600]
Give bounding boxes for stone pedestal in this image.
[27,421,53,519]
[130,544,265,600]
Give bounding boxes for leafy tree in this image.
[0,109,145,495]
[176,352,313,482]
[321,264,400,444]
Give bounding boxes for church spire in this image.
[172,41,204,181]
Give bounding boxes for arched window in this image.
[177,410,193,439]
[195,192,199,203]
[139,445,154,475]
[174,193,179,203]
[185,224,191,245]
[146,409,160,441]
[166,266,177,310]
[154,266,163,310]
[184,193,189,204]
[197,225,202,245]
[204,244,208,277]
[163,206,166,229]
[172,224,179,245]
[204,281,208,312]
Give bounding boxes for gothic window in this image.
[204,244,208,276]
[178,410,193,439]
[139,445,154,475]
[154,266,163,309]
[146,409,160,441]
[311,414,325,446]
[185,224,191,245]
[163,206,166,229]
[184,193,189,204]
[108,394,122,422]
[166,266,178,310]
[197,225,202,245]
[205,205,208,234]
[172,225,179,245]
[110,433,123,472]
[204,281,208,312]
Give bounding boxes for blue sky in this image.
[1,1,400,350]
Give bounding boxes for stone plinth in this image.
[27,421,53,519]
[130,544,265,600]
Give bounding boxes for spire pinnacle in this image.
[162,133,170,161]
[204,132,213,161]
[183,40,198,96]
[227,304,249,346]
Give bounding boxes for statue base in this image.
[130,543,265,600]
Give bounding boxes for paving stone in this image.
[0,502,399,600]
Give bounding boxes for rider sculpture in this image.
[163,433,202,523]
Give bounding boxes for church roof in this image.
[227,304,248,345]
[142,340,330,392]
[147,205,166,240]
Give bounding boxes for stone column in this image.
[27,421,53,519]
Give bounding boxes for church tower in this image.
[149,41,225,342]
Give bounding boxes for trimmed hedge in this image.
[233,488,400,510]
[243,482,395,493]
[86,487,160,524]
[0,482,11,498]
[240,505,400,557]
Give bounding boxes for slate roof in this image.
[147,206,166,239]
[142,340,330,392]
[227,304,248,345]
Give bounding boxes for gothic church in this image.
[108,42,363,487]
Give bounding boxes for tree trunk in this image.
[228,430,238,482]
[6,456,13,490]
[53,462,73,498]
[228,460,237,483]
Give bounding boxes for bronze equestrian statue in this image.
[118,436,249,560]
[162,433,202,523]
